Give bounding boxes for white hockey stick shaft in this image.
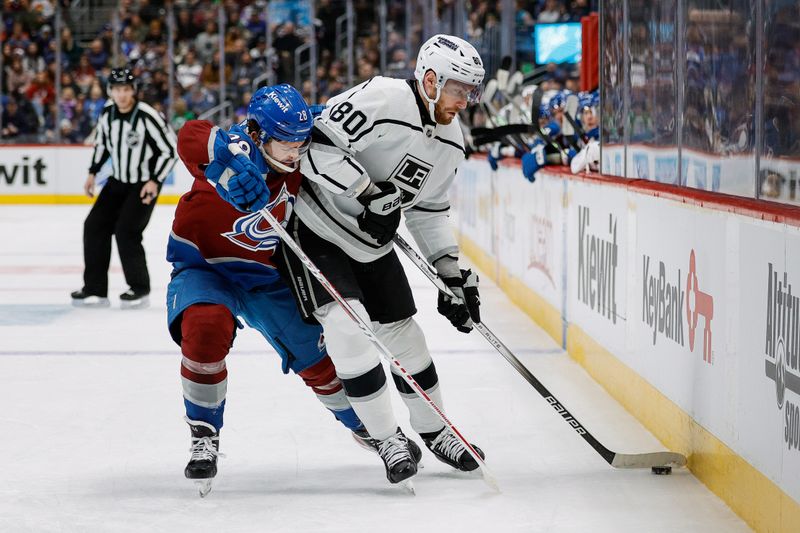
[393,234,687,470]
[260,207,499,490]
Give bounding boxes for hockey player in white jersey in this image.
[275,34,486,485]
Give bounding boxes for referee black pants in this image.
[82,177,159,297]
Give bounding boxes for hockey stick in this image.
[562,93,589,145]
[480,80,528,153]
[259,206,499,491]
[393,234,688,470]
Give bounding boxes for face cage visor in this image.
[261,136,311,172]
[440,79,483,105]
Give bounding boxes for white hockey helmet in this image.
[414,34,485,123]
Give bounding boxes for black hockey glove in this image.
[435,258,480,333]
[356,181,402,245]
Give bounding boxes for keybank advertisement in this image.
[566,180,627,355]
[739,220,800,503]
[629,194,731,435]
[0,146,193,197]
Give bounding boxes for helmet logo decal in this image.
[222,183,295,252]
[266,90,290,113]
[436,36,458,50]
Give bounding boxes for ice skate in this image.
[352,427,422,465]
[119,289,150,309]
[70,289,110,308]
[374,428,418,489]
[185,418,221,497]
[424,428,485,472]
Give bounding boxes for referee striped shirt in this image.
[89,101,177,183]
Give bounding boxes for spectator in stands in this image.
[25,70,55,120]
[170,98,195,131]
[5,54,33,94]
[175,8,200,42]
[84,83,107,128]
[74,55,96,93]
[86,39,109,71]
[1,98,38,139]
[194,20,218,63]
[176,49,202,89]
[59,86,78,122]
[58,117,81,143]
[184,84,216,116]
[60,26,83,69]
[6,21,31,55]
[538,0,568,23]
[120,25,140,60]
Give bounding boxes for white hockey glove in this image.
[356,181,402,245]
[434,256,481,333]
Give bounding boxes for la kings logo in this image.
[764,264,800,452]
[577,206,618,322]
[389,153,433,206]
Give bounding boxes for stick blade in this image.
[610,451,687,469]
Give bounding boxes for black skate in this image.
[374,428,418,488]
[119,288,150,309]
[424,428,485,472]
[352,427,423,464]
[70,289,110,308]
[185,418,221,497]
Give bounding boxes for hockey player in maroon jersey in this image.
[167,84,364,496]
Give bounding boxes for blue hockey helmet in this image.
[538,102,551,120]
[548,90,571,112]
[247,84,313,145]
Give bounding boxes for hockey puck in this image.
[651,466,672,475]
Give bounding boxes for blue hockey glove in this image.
[206,142,268,212]
[227,158,269,212]
[309,104,326,118]
[487,150,499,171]
[521,144,546,183]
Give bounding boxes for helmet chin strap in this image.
[259,143,297,173]
[417,80,441,125]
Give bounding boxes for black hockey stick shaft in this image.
[394,234,687,470]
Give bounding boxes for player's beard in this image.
[434,102,459,125]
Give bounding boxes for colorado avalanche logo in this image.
[222,183,295,252]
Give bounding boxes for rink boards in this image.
[452,157,800,533]
[0,145,190,204]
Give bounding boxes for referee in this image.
[71,67,177,309]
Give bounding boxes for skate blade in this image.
[120,296,150,310]
[399,479,415,495]
[196,478,213,498]
[71,297,110,308]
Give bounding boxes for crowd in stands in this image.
[1,0,597,144]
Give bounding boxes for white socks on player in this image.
[314,301,398,440]
[375,318,445,436]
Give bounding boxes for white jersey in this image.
[297,76,465,264]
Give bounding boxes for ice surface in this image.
[0,205,749,532]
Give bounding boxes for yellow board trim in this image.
[458,231,800,533]
[0,195,182,205]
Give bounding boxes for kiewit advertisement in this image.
[738,220,800,504]
[566,179,627,354]
[629,193,729,424]
[0,146,193,199]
